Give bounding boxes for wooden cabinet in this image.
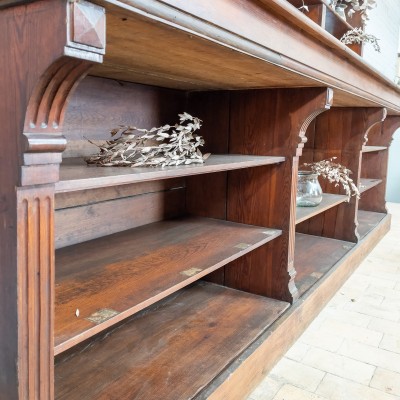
[1,1,400,399]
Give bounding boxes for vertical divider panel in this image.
[297,108,386,242]
[224,88,333,303]
[359,116,400,213]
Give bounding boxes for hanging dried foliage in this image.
[85,113,210,168]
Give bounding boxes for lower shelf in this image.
[294,233,355,297]
[55,216,281,355]
[358,210,386,239]
[55,282,289,400]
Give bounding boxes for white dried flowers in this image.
[85,112,210,168]
[303,157,360,201]
[340,27,380,52]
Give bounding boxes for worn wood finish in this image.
[359,178,383,194]
[203,214,390,400]
[63,76,186,149]
[224,88,332,303]
[358,210,386,239]
[55,282,289,399]
[55,177,185,209]
[56,155,285,193]
[0,1,104,398]
[294,233,354,297]
[55,187,185,248]
[296,194,348,224]
[55,217,281,354]
[359,116,400,213]
[297,108,386,242]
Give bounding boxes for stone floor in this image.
[248,203,400,400]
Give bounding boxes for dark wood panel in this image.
[294,233,354,297]
[225,88,332,302]
[55,217,281,354]
[55,282,289,400]
[55,188,185,248]
[55,178,185,210]
[56,155,285,193]
[63,76,186,146]
[357,210,386,239]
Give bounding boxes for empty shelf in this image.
[294,233,355,297]
[55,282,289,400]
[296,194,348,224]
[56,155,285,193]
[358,210,386,239]
[362,146,387,153]
[55,216,281,354]
[359,178,382,194]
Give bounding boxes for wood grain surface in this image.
[357,210,386,239]
[55,217,281,354]
[55,282,289,400]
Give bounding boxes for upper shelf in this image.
[56,155,284,193]
[362,146,388,153]
[54,216,281,355]
[359,178,382,193]
[90,0,400,113]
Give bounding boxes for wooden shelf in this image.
[359,178,383,193]
[362,146,388,153]
[296,193,348,224]
[56,155,285,193]
[358,210,386,239]
[55,281,289,400]
[55,216,281,355]
[294,233,354,297]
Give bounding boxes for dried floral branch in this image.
[303,157,360,201]
[340,27,380,52]
[85,113,210,168]
[331,0,376,21]
[298,0,309,12]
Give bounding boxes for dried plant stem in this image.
[85,113,210,168]
[302,157,360,201]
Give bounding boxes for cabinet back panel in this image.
[55,180,186,249]
[62,76,186,158]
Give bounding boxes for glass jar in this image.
[335,4,347,20]
[296,171,323,207]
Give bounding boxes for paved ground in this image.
[248,203,400,400]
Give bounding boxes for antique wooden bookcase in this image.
[1,0,400,399]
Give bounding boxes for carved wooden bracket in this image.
[21,0,105,186]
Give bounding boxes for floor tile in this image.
[302,347,375,385]
[339,340,400,374]
[269,358,325,392]
[316,373,400,400]
[285,342,311,362]
[248,376,283,400]
[379,334,400,354]
[370,368,400,397]
[272,384,329,400]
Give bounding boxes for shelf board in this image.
[362,146,388,153]
[55,282,289,400]
[358,210,386,239]
[359,178,383,194]
[54,216,281,355]
[296,193,348,224]
[294,233,355,297]
[56,155,285,193]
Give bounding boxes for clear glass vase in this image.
[335,4,347,21]
[296,171,323,207]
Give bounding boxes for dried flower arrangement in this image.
[85,112,210,168]
[340,27,380,52]
[331,0,376,21]
[302,157,360,201]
